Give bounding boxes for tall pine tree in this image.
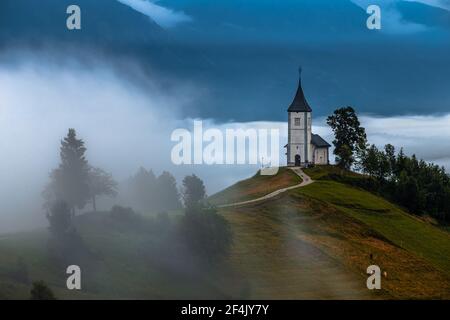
[44,129,90,215]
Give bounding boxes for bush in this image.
[328,173,380,192]
[46,200,87,266]
[110,205,139,222]
[180,206,233,266]
[47,200,73,238]
[30,281,57,300]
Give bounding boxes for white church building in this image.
[285,70,330,167]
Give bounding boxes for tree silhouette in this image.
[88,167,118,211]
[29,281,57,300]
[327,106,367,169]
[130,167,157,212]
[47,200,72,238]
[44,129,90,215]
[182,174,206,209]
[155,171,182,211]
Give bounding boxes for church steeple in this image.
[288,67,312,112]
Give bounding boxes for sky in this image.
[0,0,449,232]
[116,0,191,27]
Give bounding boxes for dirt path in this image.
[218,167,314,208]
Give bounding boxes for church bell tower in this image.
[287,68,312,167]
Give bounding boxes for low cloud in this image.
[1,53,449,233]
[117,0,191,28]
[0,53,193,232]
[313,114,450,170]
[0,53,279,232]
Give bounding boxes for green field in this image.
[297,180,450,273]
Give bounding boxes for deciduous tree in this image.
[327,107,367,169]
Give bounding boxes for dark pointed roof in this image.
[288,68,312,113]
[311,134,331,148]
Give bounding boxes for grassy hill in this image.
[1,165,449,299]
[209,167,302,205]
[215,166,450,299]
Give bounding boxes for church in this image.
[285,70,331,167]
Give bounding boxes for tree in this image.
[128,168,182,212]
[182,174,206,209]
[46,199,86,265]
[29,281,57,300]
[47,200,73,238]
[130,167,157,211]
[384,144,396,176]
[44,129,90,215]
[88,167,118,211]
[155,171,182,211]
[180,206,233,266]
[327,107,367,170]
[394,148,407,177]
[360,144,379,176]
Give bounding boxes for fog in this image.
[0,51,283,233]
[1,50,449,234]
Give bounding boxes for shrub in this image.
[30,281,57,300]
[110,205,138,222]
[180,206,233,266]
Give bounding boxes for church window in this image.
[294,117,301,126]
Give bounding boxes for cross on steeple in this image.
[288,67,312,113]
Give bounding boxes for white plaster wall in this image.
[288,111,314,165]
[313,147,328,165]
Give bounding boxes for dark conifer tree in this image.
[44,129,90,215]
[182,174,206,209]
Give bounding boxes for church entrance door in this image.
[295,154,301,166]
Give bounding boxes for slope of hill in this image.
[209,167,302,205]
[301,166,450,274]
[214,166,450,299]
[1,165,449,299]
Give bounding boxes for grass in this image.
[1,165,449,299]
[211,165,450,298]
[297,170,450,274]
[209,167,301,205]
[220,200,376,299]
[304,165,363,180]
[220,190,450,299]
[0,212,242,299]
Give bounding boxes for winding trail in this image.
[218,167,314,208]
